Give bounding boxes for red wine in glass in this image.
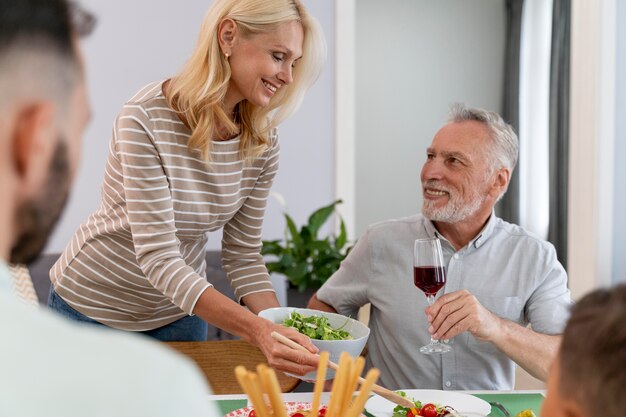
[414,237,451,354]
[414,266,446,296]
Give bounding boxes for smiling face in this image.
[223,20,303,112]
[420,120,500,226]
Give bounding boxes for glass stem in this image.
[426,294,440,344]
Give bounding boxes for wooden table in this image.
[167,340,300,395]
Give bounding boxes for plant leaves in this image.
[261,240,283,255]
[336,218,347,250]
[260,199,353,290]
[307,199,342,237]
[285,213,301,247]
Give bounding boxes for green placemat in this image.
[474,393,544,417]
[217,399,247,415]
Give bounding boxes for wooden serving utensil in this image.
[270,331,415,409]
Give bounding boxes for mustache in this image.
[423,180,451,193]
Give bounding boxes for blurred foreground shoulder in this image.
[0,294,220,417]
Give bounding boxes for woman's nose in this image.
[277,65,293,85]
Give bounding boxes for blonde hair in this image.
[166,0,326,161]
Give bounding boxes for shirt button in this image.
[453,254,460,259]
[445,381,452,388]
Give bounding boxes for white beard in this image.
[422,181,486,224]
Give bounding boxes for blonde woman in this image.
[49,0,325,375]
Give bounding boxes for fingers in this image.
[261,324,319,376]
[265,341,318,376]
[431,309,472,340]
[426,290,466,321]
[428,291,468,328]
[427,290,482,339]
[278,325,319,354]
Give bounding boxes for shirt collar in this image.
[422,217,440,239]
[421,211,498,249]
[0,260,11,294]
[469,211,497,249]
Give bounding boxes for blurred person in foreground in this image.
[541,283,626,417]
[308,105,572,390]
[48,0,326,375]
[0,1,219,415]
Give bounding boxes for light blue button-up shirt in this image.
[317,213,572,390]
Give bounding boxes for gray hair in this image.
[449,103,519,174]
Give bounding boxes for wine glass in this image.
[414,237,451,354]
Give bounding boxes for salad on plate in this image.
[391,391,465,417]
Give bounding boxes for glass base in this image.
[420,341,452,354]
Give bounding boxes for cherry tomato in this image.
[291,413,306,417]
[419,403,439,417]
[248,411,256,417]
[317,407,327,417]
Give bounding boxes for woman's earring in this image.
[224,52,230,60]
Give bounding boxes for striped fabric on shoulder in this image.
[8,264,39,307]
[50,80,279,331]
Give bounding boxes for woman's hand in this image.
[252,317,319,376]
[193,287,318,375]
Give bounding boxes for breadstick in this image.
[310,351,329,417]
[327,352,351,417]
[235,367,270,417]
[235,366,251,396]
[246,372,272,417]
[257,364,288,417]
[337,354,354,416]
[345,368,380,417]
[347,356,365,404]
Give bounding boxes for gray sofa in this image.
[28,251,237,340]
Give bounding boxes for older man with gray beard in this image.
[308,104,572,391]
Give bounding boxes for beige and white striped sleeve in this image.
[114,104,211,314]
[221,136,280,301]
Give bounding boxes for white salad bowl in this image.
[259,307,370,381]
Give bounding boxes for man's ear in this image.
[490,167,510,198]
[563,401,586,417]
[217,18,238,56]
[11,102,56,186]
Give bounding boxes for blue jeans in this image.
[47,287,208,341]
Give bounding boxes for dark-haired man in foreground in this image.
[0,1,218,415]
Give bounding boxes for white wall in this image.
[613,0,626,284]
[353,0,506,235]
[568,0,616,298]
[46,0,336,253]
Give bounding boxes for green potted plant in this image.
[261,199,352,298]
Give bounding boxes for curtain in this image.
[547,0,571,268]
[497,0,525,224]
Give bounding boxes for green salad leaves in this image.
[282,312,353,340]
[392,391,422,417]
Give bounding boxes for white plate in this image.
[365,389,491,417]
